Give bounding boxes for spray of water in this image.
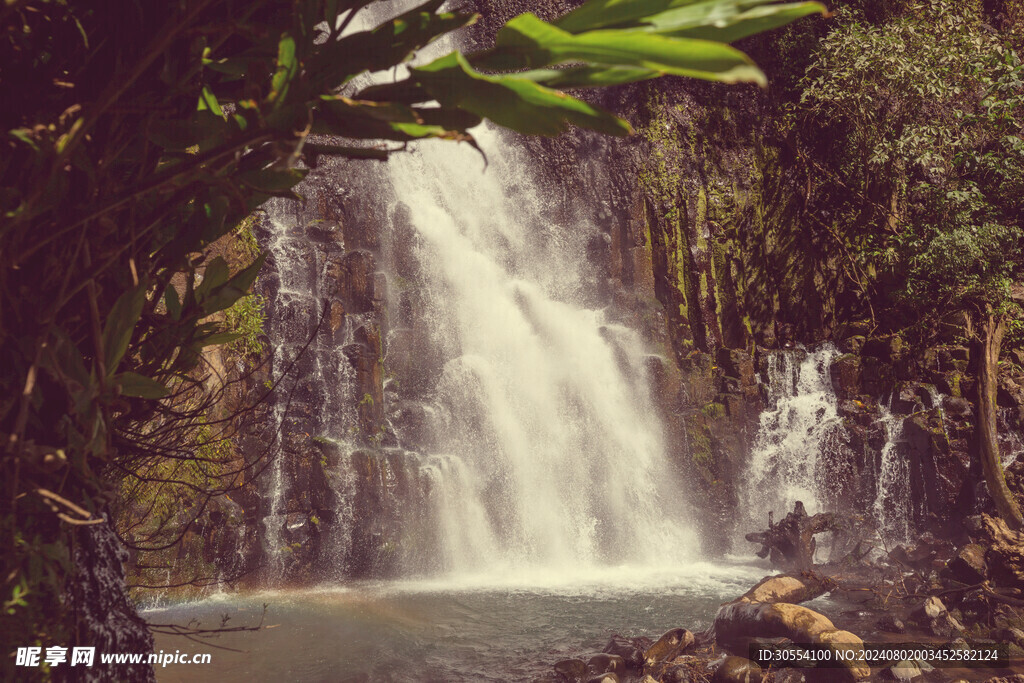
[386,128,697,576]
[738,345,842,541]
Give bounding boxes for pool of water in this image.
[148,562,769,682]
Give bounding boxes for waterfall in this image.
[382,126,697,575]
[739,345,843,540]
[873,404,911,546]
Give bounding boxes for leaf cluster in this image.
[796,0,1024,333]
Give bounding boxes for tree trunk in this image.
[977,315,1023,531]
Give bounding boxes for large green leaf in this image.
[556,0,708,33]
[516,64,661,89]
[269,34,298,107]
[309,0,477,89]
[195,257,230,301]
[314,96,470,141]
[412,52,631,136]
[101,282,148,374]
[634,1,827,44]
[474,13,766,86]
[114,372,169,399]
[201,253,268,315]
[236,168,309,197]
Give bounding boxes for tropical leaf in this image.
[556,0,709,33]
[633,1,828,44]
[309,0,478,88]
[101,282,148,373]
[269,34,298,107]
[114,372,169,399]
[200,253,268,315]
[412,52,631,137]
[473,13,766,86]
[516,64,660,89]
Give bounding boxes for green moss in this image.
[702,402,727,420]
[689,422,713,464]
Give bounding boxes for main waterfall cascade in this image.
[256,127,699,579]
[383,128,697,575]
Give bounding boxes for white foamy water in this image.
[873,403,911,546]
[738,345,842,540]
[386,125,697,575]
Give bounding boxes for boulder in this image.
[840,335,866,354]
[862,335,905,362]
[877,614,906,634]
[644,628,694,667]
[915,596,948,621]
[603,635,647,669]
[830,354,862,399]
[943,544,987,584]
[880,660,922,681]
[662,665,695,683]
[585,674,618,683]
[711,656,762,683]
[554,658,587,681]
[587,653,625,676]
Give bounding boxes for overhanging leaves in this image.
[413,52,632,136]
[473,13,767,86]
[101,282,148,374]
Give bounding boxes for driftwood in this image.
[745,501,839,570]
[714,573,870,682]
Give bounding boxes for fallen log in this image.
[745,501,840,570]
[714,573,870,681]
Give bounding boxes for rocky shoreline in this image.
[534,513,1024,683]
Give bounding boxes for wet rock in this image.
[996,627,1024,648]
[638,677,659,683]
[943,544,988,584]
[772,670,807,683]
[830,353,862,399]
[587,653,625,676]
[840,334,866,354]
[662,665,695,683]
[862,355,895,396]
[711,656,762,683]
[880,660,922,681]
[554,658,587,681]
[942,396,973,420]
[717,347,755,385]
[980,677,1024,683]
[603,635,647,669]
[916,596,948,620]
[328,250,376,314]
[585,674,619,683]
[644,627,694,666]
[929,612,966,639]
[877,614,906,634]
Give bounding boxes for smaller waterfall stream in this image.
[739,345,843,538]
[873,403,911,545]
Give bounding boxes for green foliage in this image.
[798,0,1024,332]
[224,294,267,358]
[233,214,262,262]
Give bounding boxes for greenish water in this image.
[148,563,768,682]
